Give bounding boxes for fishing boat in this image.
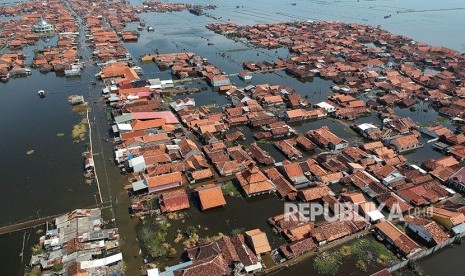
[38,90,46,98]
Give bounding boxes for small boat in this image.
[38,90,46,98]
[147,26,154,32]
[137,25,143,31]
[132,66,143,75]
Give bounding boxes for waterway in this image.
[1,0,465,275]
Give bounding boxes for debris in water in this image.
[72,118,88,141]
[71,102,90,115]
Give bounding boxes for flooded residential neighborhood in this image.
[1,0,465,276]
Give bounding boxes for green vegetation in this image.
[52,263,63,272]
[186,226,197,238]
[313,238,397,275]
[221,181,240,197]
[314,253,342,275]
[356,259,367,272]
[24,266,41,276]
[182,225,200,248]
[231,227,245,235]
[31,243,42,255]
[140,218,175,258]
[72,118,88,141]
[340,245,351,256]
[71,102,90,115]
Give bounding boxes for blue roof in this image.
[159,261,193,276]
[452,222,465,235]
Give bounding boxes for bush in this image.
[231,227,245,235]
[221,181,239,196]
[53,263,63,272]
[186,226,197,238]
[356,260,367,272]
[340,245,351,256]
[314,254,342,275]
[140,219,171,258]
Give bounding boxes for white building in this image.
[32,18,54,33]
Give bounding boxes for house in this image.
[279,237,317,260]
[311,220,359,246]
[159,189,190,213]
[265,168,298,200]
[297,185,332,202]
[235,166,276,197]
[147,171,183,193]
[195,184,227,211]
[341,192,365,205]
[403,216,449,246]
[186,168,214,184]
[358,201,385,223]
[279,162,310,188]
[374,221,421,257]
[184,234,263,274]
[448,167,465,193]
[389,134,421,153]
[315,102,336,113]
[128,156,146,173]
[170,97,195,111]
[244,229,272,255]
[430,207,465,230]
[239,70,252,81]
[207,74,231,87]
[373,165,405,186]
[356,123,382,140]
[307,126,348,150]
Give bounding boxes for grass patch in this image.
[313,238,397,275]
[221,181,240,197]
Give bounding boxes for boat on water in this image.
[137,25,143,31]
[147,26,154,32]
[132,66,143,75]
[38,90,46,98]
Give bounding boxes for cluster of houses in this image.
[0,0,80,80]
[29,208,122,275]
[141,1,216,13]
[69,0,140,63]
[32,33,82,74]
[146,51,231,87]
[99,53,465,273]
[207,21,465,123]
[147,228,272,276]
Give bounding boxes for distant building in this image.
[32,18,54,33]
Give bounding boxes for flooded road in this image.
[1,0,465,275]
